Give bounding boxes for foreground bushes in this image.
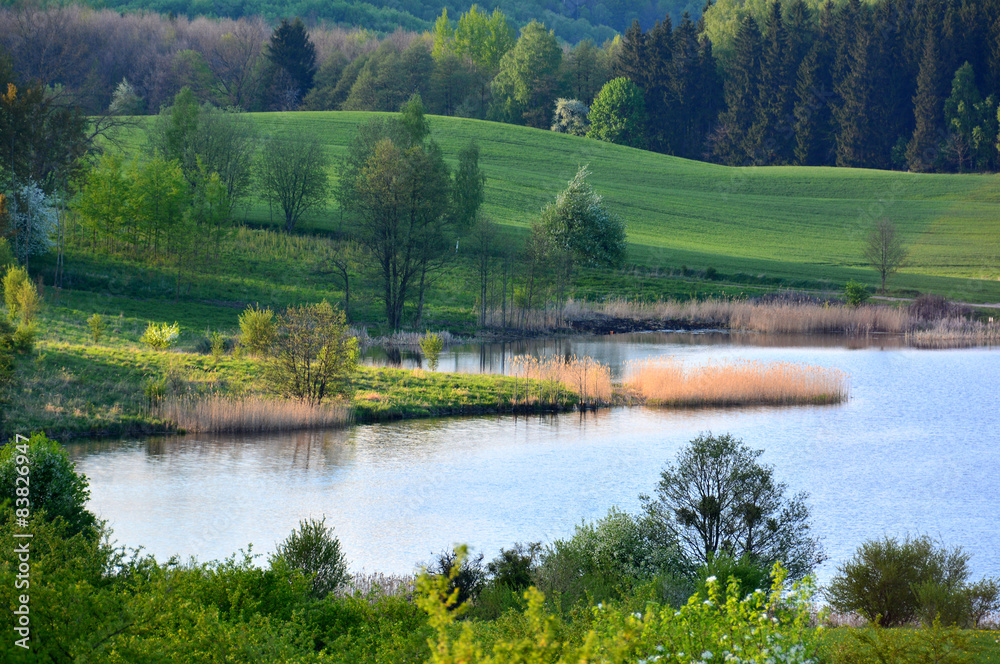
[827,536,1000,628]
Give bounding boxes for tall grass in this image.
[487,298,913,335]
[625,356,849,406]
[156,395,350,433]
[906,317,1000,348]
[509,354,613,405]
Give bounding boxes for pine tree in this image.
[750,0,791,164]
[793,44,829,165]
[906,32,943,172]
[615,20,647,84]
[711,14,762,165]
[834,12,876,167]
[644,17,673,152]
[267,18,318,98]
[669,14,704,157]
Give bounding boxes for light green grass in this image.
[224,111,1000,302]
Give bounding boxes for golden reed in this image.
[624,356,849,406]
[157,395,350,433]
[509,354,614,405]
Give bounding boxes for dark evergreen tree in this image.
[669,14,706,157]
[644,16,673,152]
[615,20,647,84]
[793,44,831,166]
[711,14,762,165]
[750,0,792,164]
[906,32,943,172]
[834,11,877,167]
[267,18,318,101]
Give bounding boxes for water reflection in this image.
[363,331,912,376]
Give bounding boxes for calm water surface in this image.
[68,333,1000,585]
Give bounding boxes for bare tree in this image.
[864,218,908,293]
[258,129,329,232]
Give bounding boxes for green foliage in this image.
[490,20,562,128]
[825,535,990,627]
[296,593,432,663]
[265,300,358,404]
[428,547,487,608]
[642,432,824,581]
[270,517,349,599]
[695,551,772,598]
[419,332,444,370]
[87,312,105,343]
[535,507,689,608]
[258,126,329,231]
[0,431,98,536]
[418,559,822,663]
[587,77,648,148]
[209,330,226,361]
[0,237,14,266]
[822,617,976,664]
[537,165,627,270]
[3,264,36,323]
[844,279,871,306]
[141,321,180,350]
[238,304,276,356]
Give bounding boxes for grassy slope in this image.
[242,111,1000,301]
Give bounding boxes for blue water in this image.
[68,333,1000,586]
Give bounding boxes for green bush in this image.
[419,332,444,370]
[429,548,487,608]
[141,321,180,349]
[87,312,105,343]
[10,321,35,354]
[826,535,990,627]
[0,237,14,266]
[0,432,98,536]
[534,507,689,608]
[2,265,34,322]
[210,331,226,361]
[238,304,275,356]
[695,551,771,598]
[845,279,871,306]
[270,517,348,599]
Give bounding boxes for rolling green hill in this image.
[242,112,1000,302]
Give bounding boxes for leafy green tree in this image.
[258,127,329,232]
[943,62,983,172]
[490,21,562,128]
[454,5,516,76]
[641,433,824,581]
[74,153,129,251]
[265,300,358,405]
[0,432,98,537]
[587,77,647,148]
[451,140,485,228]
[129,155,188,260]
[538,165,627,270]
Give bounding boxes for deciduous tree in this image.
[258,127,329,232]
[864,217,907,293]
[641,432,824,581]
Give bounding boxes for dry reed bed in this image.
[624,357,849,406]
[905,317,1000,348]
[509,354,613,405]
[336,572,416,600]
[157,395,350,434]
[586,298,912,334]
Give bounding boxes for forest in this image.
[4,0,1000,174]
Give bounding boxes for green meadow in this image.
[228,112,1000,301]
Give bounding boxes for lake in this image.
[67,332,1000,586]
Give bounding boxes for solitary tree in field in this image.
[864,218,907,293]
[258,128,329,232]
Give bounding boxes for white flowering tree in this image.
[10,181,57,269]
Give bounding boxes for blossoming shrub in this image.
[418,551,823,664]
